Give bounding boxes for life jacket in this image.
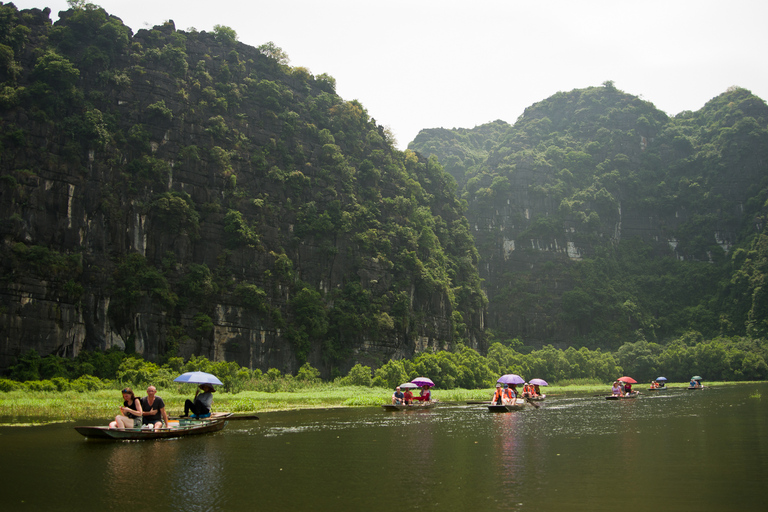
[494,388,504,403]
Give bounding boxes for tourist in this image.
[611,381,622,396]
[623,380,633,396]
[392,386,404,405]
[109,387,143,429]
[403,387,414,405]
[493,383,504,405]
[141,385,170,429]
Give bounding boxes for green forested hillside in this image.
[0,3,485,376]
[410,82,768,350]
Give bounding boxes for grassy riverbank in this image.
[0,381,761,425]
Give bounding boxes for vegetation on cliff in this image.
[0,3,485,376]
[410,81,768,352]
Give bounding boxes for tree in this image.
[212,25,238,45]
[257,41,290,66]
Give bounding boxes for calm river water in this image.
[1,383,767,511]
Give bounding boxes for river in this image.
[1,383,766,511]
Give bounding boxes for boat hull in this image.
[75,414,231,440]
[487,399,527,412]
[382,402,436,411]
[687,386,704,390]
[606,392,639,400]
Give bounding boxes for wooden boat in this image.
[647,387,668,391]
[606,392,639,400]
[382,401,437,411]
[527,395,546,401]
[487,399,527,412]
[75,413,232,440]
[687,386,704,390]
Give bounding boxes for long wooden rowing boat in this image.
[605,392,639,400]
[382,402,437,411]
[75,413,232,440]
[647,387,668,391]
[687,386,704,390]
[487,399,527,412]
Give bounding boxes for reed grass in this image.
[1,380,764,425]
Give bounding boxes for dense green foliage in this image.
[7,333,766,394]
[410,82,768,356]
[0,4,485,374]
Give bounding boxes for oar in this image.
[525,397,540,409]
[227,414,260,420]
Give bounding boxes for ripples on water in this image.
[1,384,766,512]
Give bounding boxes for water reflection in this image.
[2,384,768,512]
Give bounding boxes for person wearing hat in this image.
[493,383,504,405]
[181,383,215,418]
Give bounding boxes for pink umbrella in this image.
[411,377,435,387]
[618,376,637,384]
[497,374,525,385]
[529,378,548,386]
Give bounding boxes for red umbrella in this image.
[617,376,637,384]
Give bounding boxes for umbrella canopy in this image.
[497,374,525,385]
[656,377,668,382]
[399,382,419,389]
[529,378,548,386]
[411,377,435,388]
[617,376,637,384]
[691,376,704,380]
[173,371,223,385]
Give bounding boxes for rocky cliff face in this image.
[0,5,486,374]
[411,84,768,347]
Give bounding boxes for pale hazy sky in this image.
[11,1,768,148]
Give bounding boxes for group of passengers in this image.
[391,385,431,405]
[611,380,634,396]
[492,382,541,405]
[109,383,215,429]
[649,380,666,389]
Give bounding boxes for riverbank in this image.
[0,381,760,425]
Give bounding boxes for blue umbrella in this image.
[497,374,525,385]
[173,371,223,385]
[656,377,668,381]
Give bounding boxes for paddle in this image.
[525,396,540,409]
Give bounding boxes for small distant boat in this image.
[687,386,704,390]
[382,402,437,411]
[527,395,546,401]
[606,392,639,400]
[75,413,232,440]
[487,399,527,412]
[647,386,668,391]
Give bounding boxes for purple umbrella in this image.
[529,378,548,386]
[497,374,525,385]
[411,377,435,388]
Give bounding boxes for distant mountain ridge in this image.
[410,82,768,348]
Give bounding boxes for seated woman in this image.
[417,385,431,402]
[181,383,215,418]
[623,382,633,396]
[109,388,143,429]
[611,381,622,396]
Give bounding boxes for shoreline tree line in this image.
[3,331,766,393]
